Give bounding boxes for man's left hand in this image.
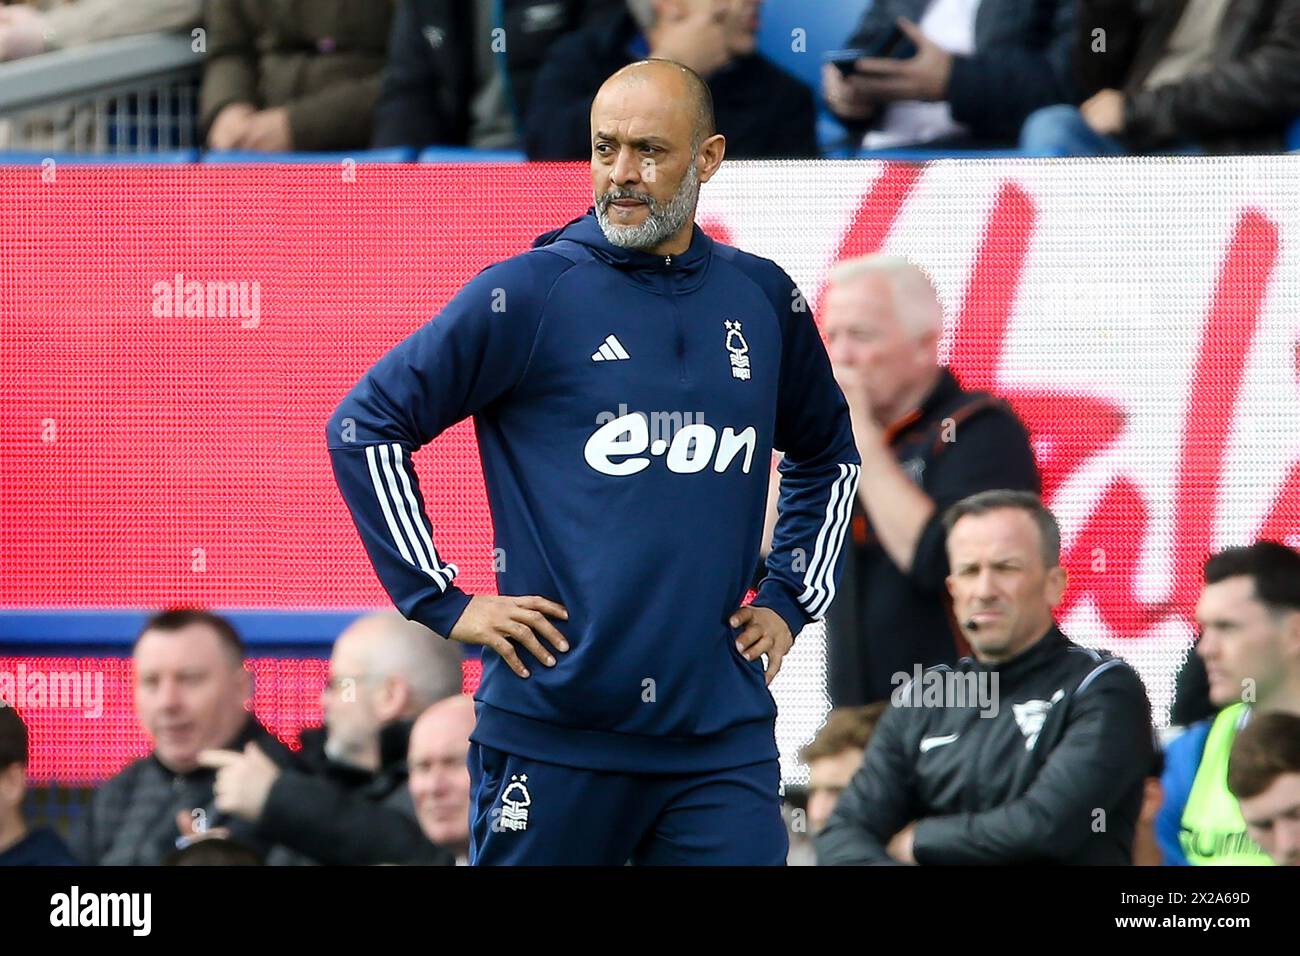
[853,18,952,103]
[887,822,917,863]
[1081,89,1125,136]
[730,605,793,685]
[199,742,281,822]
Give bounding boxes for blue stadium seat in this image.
[756,1,873,157]
[202,147,417,163]
[756,0,872,89]
[418,146,526,163]
[0,150,199,165]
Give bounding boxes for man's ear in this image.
[696,133,726,184]
[376,677,409,723]
[236,664,254,706]
[1046,565,1068,609]
[0,762,27,806]
[1283,610,1300,663]
[917,326,941,360]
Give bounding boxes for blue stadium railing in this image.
[0,610,355,658]
[0,147,535,165]
[0,149,200,164]
[202,146,417,164]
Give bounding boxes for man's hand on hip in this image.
[450,595,570,678]
[731,605,793,685]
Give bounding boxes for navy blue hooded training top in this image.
[328,211,860,773]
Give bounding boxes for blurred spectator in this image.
[373,0,621,150]
[1023,0,1300,155]
[767,255,1038,707]
[163,834,264,865]
[201,612,460,865]
[1228,712,1300,866]
[73,609,301,866]
[1171,643,1216,727]
[824,0,1077,150]
[1157,542,1300,865]
[408,694,475,865]
[201,0,393,152]
[0,705,78,866]
[800,704,886,835]
[526,0,816,159]
[816,492,1154,865]
[0,0,200,61]
[786,703,884,865]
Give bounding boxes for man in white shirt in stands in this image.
[823,0,1076,151]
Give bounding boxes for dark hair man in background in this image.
[1157,542,1300,865]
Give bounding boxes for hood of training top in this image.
[328,211,860,773]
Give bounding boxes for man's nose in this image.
[972,567,999,599]
[429,769,453,796]
[611,147,642,187]
[158,678,184,709]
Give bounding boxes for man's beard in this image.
[595,159,699,250]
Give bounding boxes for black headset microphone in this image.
[964,617,981,632]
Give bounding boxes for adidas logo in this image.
[591,334,630,362]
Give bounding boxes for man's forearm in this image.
[855,437,935,574]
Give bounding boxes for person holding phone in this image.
[823,0,1078,151]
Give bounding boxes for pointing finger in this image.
[197,749,243,769]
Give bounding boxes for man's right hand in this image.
[822,62,877,122]
[207,102,257,151]
[449,595,570,678]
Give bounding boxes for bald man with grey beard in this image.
[199,612,461,865]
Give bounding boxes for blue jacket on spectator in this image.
[328,211,859,774]
[0,827,79,866]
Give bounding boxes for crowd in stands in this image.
[3,518,1295,866]
[1,0,1299,157]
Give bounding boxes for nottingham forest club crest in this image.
[724,320,750,381]
[499,774,532,832]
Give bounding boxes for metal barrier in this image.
[0,32,201,154]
